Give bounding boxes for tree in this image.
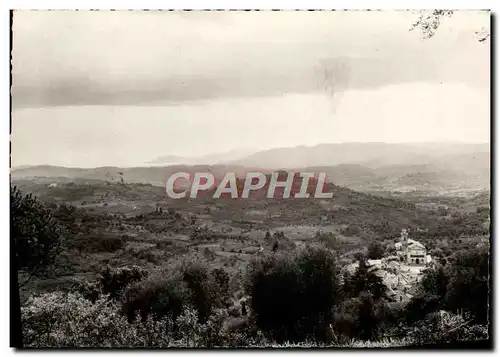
[332,291,387,341]
[410,10,490,43]
[346,258,387,300]
[210,267,230,306]
[367,241,384,260]
[445,248,489,324]
[11,186,62,286]
[407,247,489,325]
[11,186,63,347]
[420,264,449,304]
[246,247,341,342]
[265,231,272,242]
[405,265,450,323]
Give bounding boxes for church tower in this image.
[401,228,408,244]
[401,228,409,261]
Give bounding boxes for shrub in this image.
[211,267,230,306]
[122,271,189,322]
[181,261,221,322]
[22,292,129,347]
[367,241,384,260]
[332,292,386,341]
[122,262,228,324]
[408,247,489,325]
[69,278,102,302]
[317,232,340,250]
[21,291,176,347]
[445,247,489,324]
[411,311,488,346]
[245,246,341,343]
[100,265,148,299]
[70,235,125,253]
[342,224,361,237]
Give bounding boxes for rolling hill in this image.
[11,143,490,193]
[227,142,490,169]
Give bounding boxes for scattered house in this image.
[48,183,58,188]
[395,242,402,250]
[367,259,382,268]
[385,255,399,262]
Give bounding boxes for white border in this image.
[1,1,497,356]
[1,1,497,10]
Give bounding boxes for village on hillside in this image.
[345,229,432,302]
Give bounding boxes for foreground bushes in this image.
[21,291,486,348]
[21,291,261,348]
[21,245,490,347]
[21,292,168,347]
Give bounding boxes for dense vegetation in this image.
[11,183,490,347]
[19,244,489,347]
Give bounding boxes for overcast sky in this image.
[11,10,490,167]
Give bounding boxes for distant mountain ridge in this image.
[11,143,490,192]
[227,142,490,169]
[147,148,257,166]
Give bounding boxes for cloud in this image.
[12,10,489,108]
[11,82,489,168]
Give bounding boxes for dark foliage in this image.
[407,246,489,325]
[122,261,226,324]
[122,271,188,321]
[367,241,385,260]
[100,265,149,299]
[246,246,341,342]
[344,259,387,300]
[11,186,62,286]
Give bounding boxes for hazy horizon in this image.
[10,141,490,169]
[11,10,490,168]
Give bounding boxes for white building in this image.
[398,229,428,266]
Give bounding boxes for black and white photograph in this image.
[9,9,491,348]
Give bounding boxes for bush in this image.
[181,262,217,322]
[445,247,489,324]
[211,267,230,306]
[245,246,341,343]
[337,291,390,341]
[367,241,384,260]
[21,291,178,347]
[409,247,489,325]
[70,235,125,253]
[100,265,148,299]
[122,262,228,324]
[411,311,488,346]
[342,224,361,237]
[122,271,189,322]
[317,232,340,250]
[22,289,259,348]
[69,278,102,302]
